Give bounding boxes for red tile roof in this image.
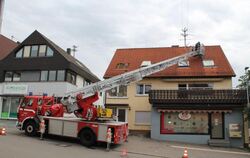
[0,35,18,60]
[103,45,235,78]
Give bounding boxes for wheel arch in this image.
[21,117,39,130]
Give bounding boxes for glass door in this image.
[211,113,224,139]
[9,98,20,118]
[1,97,10,118]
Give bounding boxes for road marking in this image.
[170,145,250,156]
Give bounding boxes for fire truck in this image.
[16,42,204,147]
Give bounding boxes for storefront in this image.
[0,84,28,119]
[149,89,247,148]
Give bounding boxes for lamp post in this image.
[245,67,250,108]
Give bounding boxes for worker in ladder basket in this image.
[106,128,112,151]
[40,119,45,140]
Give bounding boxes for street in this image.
[0,120,250,158]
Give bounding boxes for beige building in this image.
[104,45,235,134]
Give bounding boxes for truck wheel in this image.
[24,121,37,137]
[79,129,96,147]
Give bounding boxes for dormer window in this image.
[203,60,214,67]
[140,61,151,67]
[15,45,54,58]
[116,63,129,69]
[178,60,189,67]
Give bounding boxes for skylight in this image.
[140,61,151,67]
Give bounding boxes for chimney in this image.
[66,48,71,55]
[0,0,4,34]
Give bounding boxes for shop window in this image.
[48,70,56,81]
[15,48,23,58]
[136,84,151,95]
[161,112,209,134]
[57,70,65,81]
[135,111,151,124]
[23,46,31,57]
[46,47,54,57]
[107,85,127,97]
[30,45,39,57]
[4,71,13,81]
[39,45,46,57]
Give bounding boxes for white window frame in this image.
[136,84,151,96]
[178,60,189,67]
[107,85,128,98]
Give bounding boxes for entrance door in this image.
[211,113,224,139]
[118,109,126,122]
[1,97,20,119]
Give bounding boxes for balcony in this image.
[149,89,247,105]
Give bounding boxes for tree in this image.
[237,68,250,89]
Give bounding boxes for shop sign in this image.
[229,124,242,138]
[3,84,28,95]
[178,112,191,121]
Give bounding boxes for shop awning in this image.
[157,109,232,113]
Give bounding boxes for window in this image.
[15,49,23,58]
[203,60,214,67]
[57,70,65,81]
[178,60,189,67]
[13,72,21,81]
[178,84,187,90]
[140,61,151,67]
[39,45,46,57]
[46,47,54,57]
[161,112,209,134]
[66,71,76,85]
[108,85,127,97]
[30,45,38,57]
[136,84,151,95]
[20,71,40,81]
[40,71,48,81]
[189,83,213,90]
[23,46,31,57]
[4,72,13,81]
[135,111,151,124]
[116,63,129,69]
[48,70,56,81]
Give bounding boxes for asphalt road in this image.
[0,120,250,158]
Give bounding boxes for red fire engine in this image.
[16,42,204,147]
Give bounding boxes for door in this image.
[1,97,10,118]
[211,113,224,139]
[118,109,126,122]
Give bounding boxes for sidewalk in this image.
[114,135,250,158]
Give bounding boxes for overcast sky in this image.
[2,0,250,87]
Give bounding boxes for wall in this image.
[224,109,244,148]
[106,77,233,131]
[151,108,210,144]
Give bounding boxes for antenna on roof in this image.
[0,0,4,34]
[181,27,188,47]
[72,45,77,57]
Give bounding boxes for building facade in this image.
[0,30,99,119]
[104,45,247,147]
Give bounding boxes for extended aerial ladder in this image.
[62,42,205,120]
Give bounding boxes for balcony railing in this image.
[149,89,247,104]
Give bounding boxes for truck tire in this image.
[24,121,37,137]
[79,129,96,147]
